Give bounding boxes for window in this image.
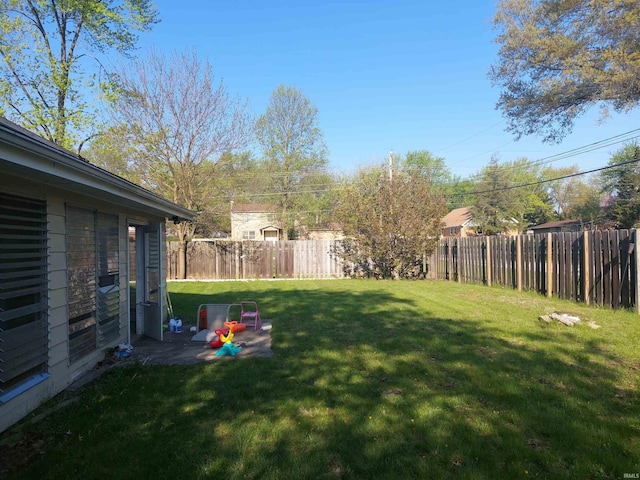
[242,230,256,240]
[67,206,119,363]
[0,193,48,402]
[96,213,120,345]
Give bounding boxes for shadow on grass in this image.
[6,282,639,479]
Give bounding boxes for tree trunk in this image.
[178,240,187,279]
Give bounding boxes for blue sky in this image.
[135,0,640,178]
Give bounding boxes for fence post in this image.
[547,232,553,298]
[486,236,492,287]
[456,238,462,283]
[516,235,523,292]
[583,231,591,305]
[635,229,640,315]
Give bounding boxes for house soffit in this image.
[0,118,194,221]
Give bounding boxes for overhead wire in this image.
[465,128,640,182]
[208,128,640,202]
[447,157,640,199]
[432,120,505,154]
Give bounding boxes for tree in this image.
[445,175,478,211]
[542,165,604,222]
[472,156,552,234]
[334,167,447,279]
[544,166,581,219]
[0,0,158,150]
[200,151,264,234]
[109,49,254,278]
[600,143,640,228]
[255,85,328,237]
[565,175,603,225]
[402,150,451,188]
[83,123,142,183]
[490,0,640,143]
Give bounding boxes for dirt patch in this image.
[0,430,54,476]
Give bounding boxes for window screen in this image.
[67,207,120,363]
[67,206,97,363]
[0,193,48,398]
[96,213,119,345]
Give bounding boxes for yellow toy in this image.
[215,321,242,357]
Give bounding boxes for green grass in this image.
[3,280,640,479]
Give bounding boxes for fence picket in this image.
[167,229,639,312]
[427,229,638,312]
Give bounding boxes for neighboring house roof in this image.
[442,207,474,228]
[260,225,281,232]
[231,203,279,213]
[529,219,582,231]
[0,117,194,221]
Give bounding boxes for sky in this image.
[133,0,640,178]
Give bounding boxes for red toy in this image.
[209,328,228,349]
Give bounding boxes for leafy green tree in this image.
[0,0,158,149]
[444,175,478,211]
[600,143,640,228]
[542,165,604,222]
[334,167,447,279]
[255,85,329,237]
[566,176,603,225]
[473,156,552,234]
[401,150,451,188]
[472,157,517,235]
[490,0,640,143]
[83,123,141,183]
[200,151,264,234]
[110,49,254,277]
[544,166,582,219]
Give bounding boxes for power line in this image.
[433,120,504,154]
[465,129,640,182]
[449,157,640,198]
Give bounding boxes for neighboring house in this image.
[441,207,477,237]
[0,117,194,433]
[230,204,283,242]
[528,219,583,234]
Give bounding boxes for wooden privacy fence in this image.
[167,240,345,280]
[431,229,639,311]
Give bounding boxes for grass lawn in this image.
[2,279,640,479]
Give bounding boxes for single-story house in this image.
[441,206,477,237]
[528,219,583,234]
[230,203,283,242]
[0,117,194,433]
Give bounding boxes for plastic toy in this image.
[215,342,242,357]
[214,321,243,357]
[223,320,246,333]
[209,328,227,349]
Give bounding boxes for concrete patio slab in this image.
[124,320,273,366]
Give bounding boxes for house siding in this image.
[231,211,282,241]
[0,186,155,432]
[0,117,192,433]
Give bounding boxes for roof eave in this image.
[0,119,194,221]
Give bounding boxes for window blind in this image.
[0,193,48,397]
